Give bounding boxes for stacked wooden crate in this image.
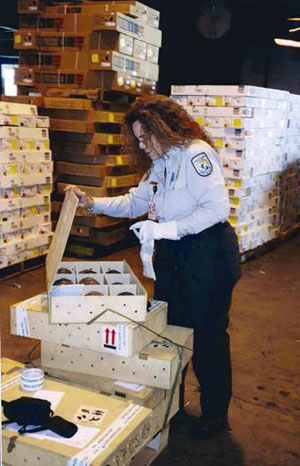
[12,0,162,257]
[0,100,52,271]
[2,358,172,465]
[6,194,193,465]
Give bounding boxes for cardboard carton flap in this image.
[46,190,78,291]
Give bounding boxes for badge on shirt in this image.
[191,152,213,177]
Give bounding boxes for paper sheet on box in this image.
[33,389,64,411]
[113,381,145,392]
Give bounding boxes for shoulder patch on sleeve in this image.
[191,152,213,177]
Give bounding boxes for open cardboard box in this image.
[46,191,148,324]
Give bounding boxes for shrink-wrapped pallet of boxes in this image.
[171,85,300,255]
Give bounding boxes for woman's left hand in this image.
[130,220,179,243]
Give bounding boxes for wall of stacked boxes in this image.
[0,100,53,271]
[3,0,162,264]
[171,85,300,257]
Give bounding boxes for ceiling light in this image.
[288,26,300,32]
[274,38,300,48]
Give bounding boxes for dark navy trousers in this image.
[154,221,241,420]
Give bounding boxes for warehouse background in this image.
[1,0,300,95]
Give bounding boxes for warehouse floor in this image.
[1,232,300,466]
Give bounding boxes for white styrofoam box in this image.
[171,85,207,96]
[206,126,286,139]
[133,38,147,60]
[0,208,21,224]
[21,161,53,175]
[0,186,20,199]
[145,4,160,28]
[36,116,50,128]
[189,105,286,118]
[0,173,52,189]
[23,242,49,260]
[24,232,52,250]
[0,126,49,140]
[0,163,21,177]
[0,238,25,256]
[110,12,162,46]
[146,43,159,64]
[146,61,159,81]
[20,213,50,230]
[2,230,22,244]
[0,150,52,164]
[0,218,21,234]
[204,117,224,128]
[0,101,37,116]
[0,127,18,138]
[18,139,50,151]
[16,115,50,128]
[142,23,162,47]
[224,95,289,110]
[36,183,52,196]
[171,85,289,98]
[223,116,288,130]
[205,96,226,106]
[11,296,168,357]
[118,33,134,56]
[224,167,252,179]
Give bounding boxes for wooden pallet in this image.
[0,254,46,281]
[240,238,279,263]
[280,222,300,241]
[240,221,300,263]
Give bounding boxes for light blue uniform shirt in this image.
[92,140,229,238]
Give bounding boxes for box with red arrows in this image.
[11,294,168,357]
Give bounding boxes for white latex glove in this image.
[140,240,156,280]
[130,219,179,244]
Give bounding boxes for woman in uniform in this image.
[65,95,241,439]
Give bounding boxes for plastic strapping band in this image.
[162,346,183,430]
[87,308,192,431]
[86,308,193,352]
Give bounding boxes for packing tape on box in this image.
[21,368,44,392]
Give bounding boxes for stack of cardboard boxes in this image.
[3,192,193,465]
[171,85,300,254]
[0,100,52,270]
[11,0,162,256]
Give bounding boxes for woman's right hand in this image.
[64,185,88,208]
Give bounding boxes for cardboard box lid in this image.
[45,190,78,291]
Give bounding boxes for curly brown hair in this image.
[122,95,214,174]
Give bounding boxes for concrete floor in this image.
[1,233,300,466]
